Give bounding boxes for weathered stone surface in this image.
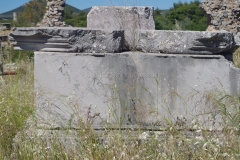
[9,27,124,53]
[235,32,240,47]
[136,30,235,54]
[87,6,155,49]
[34,52,240,129]
[201,0,240,34]
[10,28,236,54]
[37,0,67,27]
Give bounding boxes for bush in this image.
[155,0,207,31]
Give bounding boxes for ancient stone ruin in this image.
[37,0,66,27]
[201,0,240,34]
[10,0,240,149]
[87,6,155,49]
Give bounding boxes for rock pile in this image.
[37,0,67,27]
[200,0,240,34]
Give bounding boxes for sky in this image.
[0,0,203,14]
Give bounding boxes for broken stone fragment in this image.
[136,30,235,54]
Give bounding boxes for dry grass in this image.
[11,123,240,159]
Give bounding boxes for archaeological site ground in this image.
[1,0,240,159]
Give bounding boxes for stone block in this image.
[87,6,155,49]
[9,27,124,53]
[34,52,240,130]
[136,30,235,54]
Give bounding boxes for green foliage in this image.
[155,0,207,31]
[0,19,13,25]
[14,0,46,27]
[64,7,87,27]
[154,8,173,30]
[0,54,34,157]
[1,45,34,63]
[14,1,87,28]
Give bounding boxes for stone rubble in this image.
[37,0,67,27]
[200,0,240,34]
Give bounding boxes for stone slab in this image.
[136,30,236,54]
[10,28,236,55]
[87,6,155,49]
[9,27,124,53]
[34,52,240,130]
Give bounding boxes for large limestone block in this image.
[87,6,155,49]
[136,30,235,54]
[9,27,124,53]
[34,52,240,130]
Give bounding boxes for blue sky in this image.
[0,0,202,14]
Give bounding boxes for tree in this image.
[154,8,173,30]
[154,0,207,31]
[64,8,87,27]
[64,6,74,20]
[15,0,46,27]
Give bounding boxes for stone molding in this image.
[10,27,236,54]
[136,30,235,54]
[9,27,124,53]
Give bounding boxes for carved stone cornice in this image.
[9,27,124,53]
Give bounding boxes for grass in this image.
[233,47,240,68]
[0,52,34,158]
[0,46,240,159]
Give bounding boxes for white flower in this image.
[139,132,149,140]
[222,153,229,157]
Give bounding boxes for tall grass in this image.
[0,46,34,158]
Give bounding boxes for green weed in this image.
[233,47,240,68]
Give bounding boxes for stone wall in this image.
[201,0,240,34]
[37,0,66,27]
